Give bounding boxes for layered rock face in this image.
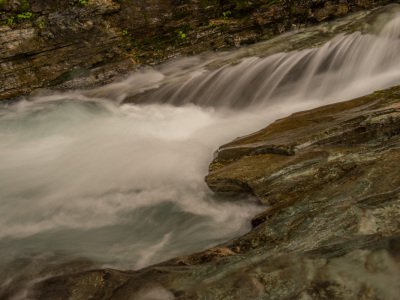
[206,84,400,243]
[32,84,400,300]
[0,0,395,101]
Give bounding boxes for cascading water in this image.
[2,7,400,299]
[125,11,400,108]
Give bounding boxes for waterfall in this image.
[123,12,400,108]
[1,7,400,299]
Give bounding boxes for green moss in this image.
[75,0,88,6]
[222,10,231,19]
[7,15,14,25]
[177,30,187,40]
[17,11,32,20]
[208,20,217,28]
[36,19,45,29]
[1,0,33,25]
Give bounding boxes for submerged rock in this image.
[31,84,400,299]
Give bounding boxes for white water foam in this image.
[2,9,400,299]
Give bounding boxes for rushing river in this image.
[2,6,400,299]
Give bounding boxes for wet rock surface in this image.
[31,85,400,299]
[0,0,396,101]
[2,1,400,299]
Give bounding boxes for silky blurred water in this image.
[0,100,269,270]
[2,6,400,299]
